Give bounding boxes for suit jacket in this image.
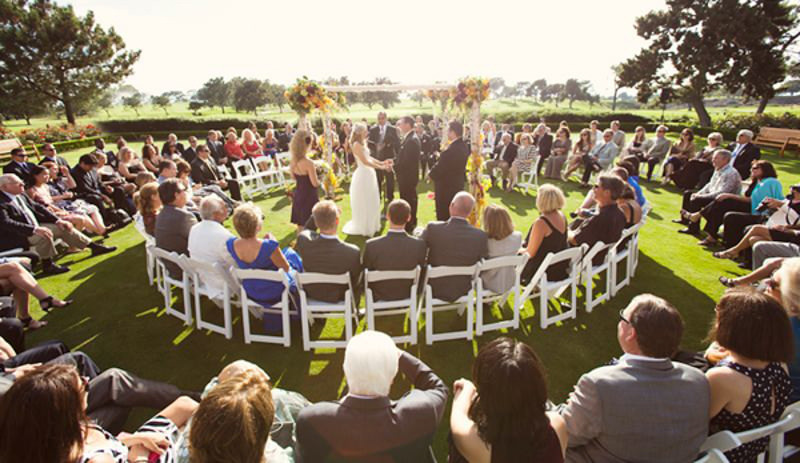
[277,131,294,152]
[418,132,434,157]
[494,131,512,147]
[0,192,59,251]
[494,142,518,164]
[154,205,197,277]
[2,161,36,185]
[536,132,553,157]
[728,142,761,180]
[397,132,421,189]
[182,147,197,164]
[161,141,185,156]
[39,155,70,169]
[295,231,361,303]
[296,352,448,463]
[429,138,469,196]
[363,231,427,301]
[559,356,709,463]
[205,139,226,164]
[71,166,104,197]
[190,157,222,186]
[421,217,488,301]
[367,124,401,161]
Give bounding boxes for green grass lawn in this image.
[22,140,800,458]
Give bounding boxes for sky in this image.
[67,0,667,97]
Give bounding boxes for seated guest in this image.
[621,125,653,158]
[295,200,361,303]
[191,143,242,201]
[569,175,626,263]
[262,128,279,161]
[154,178,197,277]
[0,363,197,463]
[116,146,146,182]
[0,260,70,329]
[92,138,118,169]
[691,160,782,247]
[94,152,136,199]
[38,143,70,168]
[563,129,593,180]
[534,123,553,177]
[509,133,537,189]
[176,159,235,212]
[227,203,302,307]
[610,120,625,149]
[187,196,234,293]
[363,199,427,301]
[206,129,227,165]
[580,129,619,187]
[728,129,761,180]
[486,133,517,190]
[589,120,603,146]
[543,127,571,179]
[242,128,268,170]
[297,331,448,462]
[2,148,36,185]
[672,132,724,190]
[520,184,568,284]
[618,156,646,206]
[135,171,157,189]
[72,154,136,219]
[559,294,709,462]
[705,287,793,462]
[156,159,177,184]
[661,128,696,185]
[450,337,567,462]
[224,131,245,161]
[422,192,489,301]
[161,133,185,157]
[163,142,182,161]
[676,150,742,235]
[27,165,106,236]
[181,136,198,164]
[141,143,162,174]
[481,204,522,294]
[643,125,672,181]
[0,174,114,275]
[133,182,161,236]
[278,122,294,152]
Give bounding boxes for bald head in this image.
[450,192,475,219]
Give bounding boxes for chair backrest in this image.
[150,247,189,276]
[642,202,653,218]
[231,159,254,177]
[530,245,585,284]
[183,256,230,290]
[478,254,528,273]
[701,430,742,453]
[737,401,800,445]
[276,151,291,165]
[365,267,420,284]
[695,448,731,463]
[584,240,615,265]
[614,224,640,250]
[426,264,478,280]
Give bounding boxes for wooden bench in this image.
[0,138,40,164]
[754,127,800,157]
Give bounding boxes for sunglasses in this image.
[619,309,632,325]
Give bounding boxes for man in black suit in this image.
[277,122,294,152]
[2,149,36,185]
[190,144,242,201]
[428,121,470,221]
[71,154,135,218]
[421,192,489,301]
[0,174,114,275]
[182,136,198,164]
[92,138,117,169]
[296,331,448,462]
[363,200,427,301]
[38,144,70,169]
[728,129,761,180]
[415,123,435,180]
[161,133,185,157]
[395,116,421,233]
[368,112,401,202]
[295,200,361,303]
[205,130,227,166]
[494,123,514,147]
[535,123,553,176]
[486,132,518,189]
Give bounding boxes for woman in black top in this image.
[520,184,569,283]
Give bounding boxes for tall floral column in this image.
[451,77,490,226]
[426,89,453,151]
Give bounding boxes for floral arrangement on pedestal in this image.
[449,77,490,112]
[453,77,491,226]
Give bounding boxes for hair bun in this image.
[305,136,311,144]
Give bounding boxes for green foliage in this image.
[122,92,143,116]
[195,77,231,114]
[232,79,268,115]
[712,111,800,132]
[0,0,140,124]
[150,93,172,115]
[95,90,114,117]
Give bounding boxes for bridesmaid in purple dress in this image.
[289,129,320,231]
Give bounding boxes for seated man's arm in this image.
[399,351,449,423]
[559,373,602,447]
[0,207,35,238]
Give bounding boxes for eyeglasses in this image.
[592,184,602,189]
[80,375,90,393]
[619,309,632,325]
[13,153,28,157]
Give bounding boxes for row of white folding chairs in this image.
[698,401,800,463]
[228,157,286,199]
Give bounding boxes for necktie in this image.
[15,196,38,227]
[206,159,218,181]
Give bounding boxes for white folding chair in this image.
[364,267,420,345]
[475,255,528,335]
[149,247,193,325]
[641,202,653,223]
[700,430,742,456]
[183,257,235,339]
[216,164,233,180]
[231,159,262,199]
[422,264,478,345]
[610,224,641,296]
[582,241,615,313]
[695,448,732,463]
[296,272,357,350]
[521,246,586,329]
[516,156,540,193]
[232,268,295,346]
[132,214,158,286]
[630,221,644,277]
[0,248,24,259]
[251,157,284,191]
[275,151,293,185]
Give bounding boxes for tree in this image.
[610,65,623,111]
[0,78,51,125]
[411,90,425,107]
[515,81,531,101]
[233,79,268,115]
[188,100,203,116]
[96,89,114,117]
[564,79,592,108]
[151,93,171,115]
[488,77,506,98]
[531,79,547,102]
[264,82,287,112]
[541,83,566,107]
[196,77,230,113]
[0,0,140,124]
[122,92,143,116]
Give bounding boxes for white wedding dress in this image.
[342,147,382,237]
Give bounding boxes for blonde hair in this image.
[290,129,312,164]
[232,203,262,239]
[536,184,566,213]
[775,258,800,316]
[242,128,256,143]
[312,200,339,231]
[189,368,275,463]
[349,123,368,146]
[483,204,515,240]
[133,182,161,216]
[520,133,534,145]
[118,147,133,163]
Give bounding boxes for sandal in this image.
[712,250,738,260]
[39,296,73,313]
[697,237,718,247]
[719,276,737,288]
[20,317,48,330]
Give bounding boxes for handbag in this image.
[766,201,800,228]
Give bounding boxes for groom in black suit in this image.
[395,116,421,233]
[367,112,401,202]
[429,121,470,221]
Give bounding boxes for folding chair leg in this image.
[425,288,433,345]
[466,292,474,340]
[242,298,252,344]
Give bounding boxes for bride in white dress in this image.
[343,123,391,236]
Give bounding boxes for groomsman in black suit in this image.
[415,123,434,180]
[278,122,294,152]
[2,149,36,185]
[395,116,421,233]
[367,112,401,202]
[428,121,470,221]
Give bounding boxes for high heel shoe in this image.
[39,296,73,312]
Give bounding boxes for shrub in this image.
[712,112,800,133]
[0,123,100,143]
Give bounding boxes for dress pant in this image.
[701,198,751,240]
[646,156,663,180]
[199,184,236,209]
[28,223,92,259]
[722,212,764,248]
[681,191,716,233]
[0,304,24,353]
[435,187,456,222]
[376,169,395,201]
[109,185,136,216]
[225,179,242,201]
[753,242,800,269]
[673,160,713,190]
[485,159,510,184]
[581,155,601,184]
[399,181,418,233]
[2,340,71,370]
[697,169,714,189]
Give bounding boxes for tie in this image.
[205,159,218,181]
[380,126,386,143]
[15,196,38,227]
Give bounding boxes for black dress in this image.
[448,424,564,463]
[291,174,319,226]
[522,215,569,283]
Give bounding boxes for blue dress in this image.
[226,238,303,306]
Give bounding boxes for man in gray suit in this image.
[363,199,427,301]
[155,178,197,278]
[295,200,361,303]
[421,192,488,302]
[559,294,710,463]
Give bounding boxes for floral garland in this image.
[284,77,347,115]
[449,77,490,112]
[466,153,492,226]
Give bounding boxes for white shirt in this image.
[620,353,670,363]
[187,220,235,297]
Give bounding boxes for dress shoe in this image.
[41,263,70,276]
[672,218,687,224]
[678,228,698,235]
[90,244,117,257]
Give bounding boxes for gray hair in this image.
[451,191,476,218]
[199,195,227,221]
[738,129,754,140]
[708,132,724,143]
[603,128,614,136]
[714,149,733,162]
[656,125,669,133]
[343,331,398,396]
[0,174,21,187]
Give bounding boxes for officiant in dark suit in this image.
[429,121,470,221]
[395,117,421,233]
[368,112,401,202]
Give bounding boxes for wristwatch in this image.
[133,457,149,463]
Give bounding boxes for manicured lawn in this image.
[23,140,800,458]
